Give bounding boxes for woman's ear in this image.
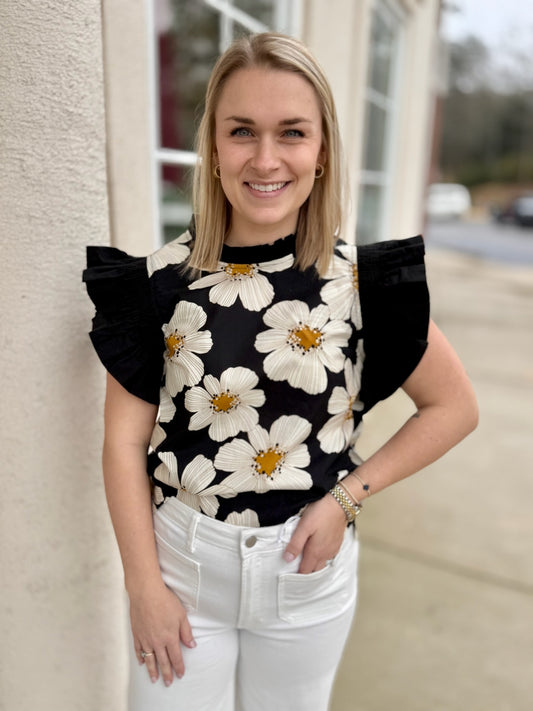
[318,144,327,167]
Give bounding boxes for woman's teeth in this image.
[248,182,287,192]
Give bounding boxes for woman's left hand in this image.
[283,493,347,573]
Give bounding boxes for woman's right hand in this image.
[129,580,196,686]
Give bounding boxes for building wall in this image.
[0,2,126,709]
[103,0,155,256]
[389,0,440,237]
[302,0,373,244]
[305,0,440,244]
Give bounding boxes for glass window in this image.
[157,2,219,153]
[356,0,403,244]
[357,184,383,242]
[233,0,275,28]
[362,102,387,172]
[159,164,195,243]
[152,0,299,247]
[368,10,395,96]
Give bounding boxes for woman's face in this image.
[214,66,325,245]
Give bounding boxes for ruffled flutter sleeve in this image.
[358,235,430,410]
[83,246,164,405]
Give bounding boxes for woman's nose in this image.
[250,137,280,173]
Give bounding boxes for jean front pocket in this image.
[154,531,201,613]
[277,528,359,625]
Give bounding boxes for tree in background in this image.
[439,35,533,188]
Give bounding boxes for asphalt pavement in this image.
[425,217,533,265]
[330,236,533,710]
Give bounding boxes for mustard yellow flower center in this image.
[225,263,255,279]
[344,396,356,421]
[352,264,359,290]
[166,332,184,358]
[289,325,323,351]
[254,448,285,478]
[211,391,239,413]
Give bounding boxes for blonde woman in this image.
[84,32,477,711]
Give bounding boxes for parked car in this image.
[492,195,533,228]
[426,183,471,220]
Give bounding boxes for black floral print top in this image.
[83,232,429,526]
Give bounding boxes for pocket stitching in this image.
[154,530,201,612]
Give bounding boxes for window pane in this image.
[157,0,220,151]
[356,185,383,245]
[356,1,402,244]
[233,0,275,26]
[363,102,387,172]
[368,10,395,97]
[160,163,193,243]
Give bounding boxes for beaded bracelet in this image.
[329,484,363,523]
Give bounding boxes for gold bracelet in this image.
[336,484,362,519]
[338,480,362,508]
[353,472,371,496]
[329,484,362,523]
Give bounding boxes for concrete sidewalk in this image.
[331,247,533,711]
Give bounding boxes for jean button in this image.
[245,535,257,548]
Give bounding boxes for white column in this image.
[0,2,127,709]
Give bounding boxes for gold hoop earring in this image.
[315,164,324,179]
[213,165,221,179]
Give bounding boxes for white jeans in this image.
[129,497,359,711]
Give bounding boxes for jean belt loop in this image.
[186,514,200,553]
[279,514,300,544]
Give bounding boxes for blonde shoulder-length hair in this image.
[190,32,344,277]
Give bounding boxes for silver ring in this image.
[140,650,155,659]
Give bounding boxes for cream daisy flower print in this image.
[320,244,362,329]
[317,356,365,453]
[159,386,177,423]
[349,424,364,466]
[188,254,294,311]
[147,231,191,277]
[212,415,313,496]
[225,509,260,527]
[255,300,351,395]
[153,485,165,506]
[150,423,167,450]
[149,387,176,449]
[184,366,265,442]
[162,301,213,397]
[153,452,219,517]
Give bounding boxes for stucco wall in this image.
[0,3,126,709]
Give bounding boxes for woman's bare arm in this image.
[285,320,478,573]
[102,374,195,686]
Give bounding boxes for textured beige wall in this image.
[102,0,155,255]
[0,2,126,710]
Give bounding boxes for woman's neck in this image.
[224,219,298,248]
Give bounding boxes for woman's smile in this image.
[246,181,290,194]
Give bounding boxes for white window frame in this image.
[357,0,405,243]
[146,0,302,248]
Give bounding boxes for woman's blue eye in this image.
[231,127,252,137]
[284,129,304,138]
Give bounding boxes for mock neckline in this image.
[221,233,296,264]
